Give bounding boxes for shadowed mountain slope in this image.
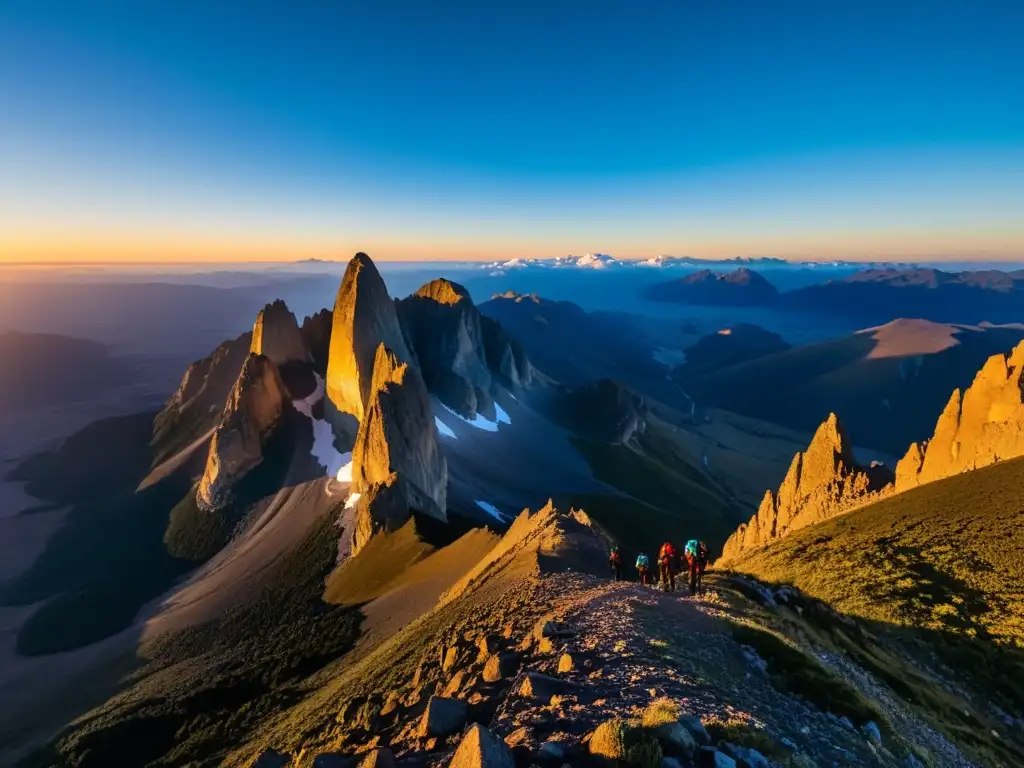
[684,319,1024,455]
[781,268,1024,325]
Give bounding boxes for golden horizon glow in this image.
[3,227,1024,266]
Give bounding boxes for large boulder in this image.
[326,253,415,424]
[450,724,516,768]
[196,353,287,511]
[397,279,494,419]
[418,696,467,738]
[721,414,892,560]
[896,341,1024,490]
[250,299,311,366]
[350,344,447,551]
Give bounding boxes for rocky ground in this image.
[255,565,955,768]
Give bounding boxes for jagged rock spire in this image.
[397,278,495,419]
[350,343,447,552]
[325,253,415,425]
[721,413,892,561]
[896,341,1024,490]
[196,353,287,511]
[250,299,310,365]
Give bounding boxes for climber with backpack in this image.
[696,540,709,594]
[658,541,677,592]
[684,539,701,596]
[635,552,651,586]
[609,545,622,581]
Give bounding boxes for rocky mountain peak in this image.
[721,413,893,561]
[196,353,287,511]
[896,340,1024,490]
[350,343,447,553]
[250,299,310,366]
[326,253,415,425]
[415,278,472,306]
[397,279,496,418]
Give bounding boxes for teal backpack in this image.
[685,539,699,558]
[635,554,649,569]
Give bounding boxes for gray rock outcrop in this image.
[301,308,333,375]
[480,314,534,389]
[196,353,287,511]
[396,278,494,418]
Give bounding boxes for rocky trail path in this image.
[486,574,913,767]
[259,568,966,768]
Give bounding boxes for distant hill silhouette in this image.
[644,268,780,306]
[677,324,791,378]
[780,268,1024,324]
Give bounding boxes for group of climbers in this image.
[609,539,709,596]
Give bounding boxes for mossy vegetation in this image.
[164,486,227,560]
[589,718,664,768]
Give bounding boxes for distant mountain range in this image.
[9,254,1024,768]
[480,254,915,271]
[646,266,1024,325]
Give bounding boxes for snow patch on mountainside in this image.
[292,373,355,482]
[474,500,505,521]
[441,403,512,432]
[434,416,458,439]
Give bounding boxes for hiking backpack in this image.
[685,539,699,559]
[636,554,649,569]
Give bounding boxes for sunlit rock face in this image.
[153,331,253,454]
[325,253,416,427]
[196,353,287,511]
[350,343,447,553]
[721,413,892,560]
[250,299,310,366]
[896,341,1024,491]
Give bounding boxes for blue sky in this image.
[1,0,1023,262]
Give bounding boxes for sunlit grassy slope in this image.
[728,454,1024,756]
[729,455,1024,643]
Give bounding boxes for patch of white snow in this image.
[434,416,458,439]
[494,402,511,425]
[292,374,353,482]
[344,492,361,509]
[441,403,500,432]
[475,500,505,521]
